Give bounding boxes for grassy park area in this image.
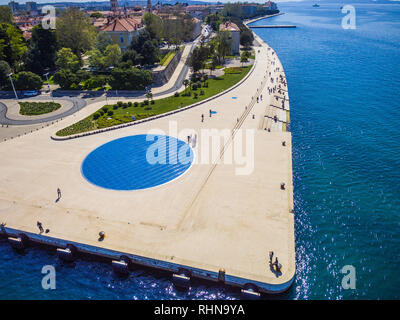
[19,102,61,116]
[56,66,252,136]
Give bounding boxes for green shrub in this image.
[128,102,132,107]
[144,100,149,105]
[200,90,205,96]
[102,106,108,113]
[193,92,198,99]
[93,113,100,120]
[224,67,243,74]
[113,105,118,110]
[13,71,43,90]
[134,102,139,107]
[174,92,179,97]
[70,83,81,90]
[56,117,95,136]
[150,100,155,105]
[117,101,123,108]
[19,102,61,116]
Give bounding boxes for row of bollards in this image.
[3,235,261,298]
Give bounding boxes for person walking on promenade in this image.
[201,114,204,122]
[209,109,212,117]
[37,221,44,234]
[56,188,61,202]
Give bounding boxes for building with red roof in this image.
[219,21,240,54]
[100,16,144,50]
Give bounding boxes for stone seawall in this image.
[152,49,184,85]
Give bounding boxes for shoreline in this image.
[245,12,285,25]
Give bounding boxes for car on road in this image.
[23,90,38,97]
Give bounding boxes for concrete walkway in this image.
[0,34,294,294]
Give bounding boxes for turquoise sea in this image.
[0,1,399,299]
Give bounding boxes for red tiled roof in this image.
[100,17,142,32]
[219,21,240,32]
[92,17,108,28]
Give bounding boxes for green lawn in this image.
[56,65,252,137]
[19,101,61,116]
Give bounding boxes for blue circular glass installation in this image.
[81,134,194,190]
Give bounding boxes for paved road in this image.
[0,29,204,126]
[0,97,86,126]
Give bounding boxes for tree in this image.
[53,68,78,89]
[222,3,244,19]
[0,23,27,68]
[146,92,153,104]
[130,29,159,66]
[82,75,107,90]
[121,49,142,67]
[109,67,152,90]
[90,12,104,19]
[182,14,195,42]
[56,48,81,72]
[96,32,112,54]
[205,13,222,32]
[24,25,58,75]
[0,60,11,89]
[210,54,218,76]
[240,29,253,49]
[163,18,183,48]
[183,79,189,92]
[240,51,250,67]
[142,12,163,40]
[0,6,13,24]
[215,31,232,64]
[13,71,43,90]
[86,48,103,70]
[188,46,208,74]
[76,70,91,82]
[102,44,121,69]
[141,40,158,65]
[56,7,97,57]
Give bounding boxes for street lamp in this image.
[43,72,53,102]
[7,73,18,100]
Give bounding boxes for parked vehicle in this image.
[23,90,38,97]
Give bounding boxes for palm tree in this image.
[183,79,189,95]
[210,55,218,76]
[146,92,152,104]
